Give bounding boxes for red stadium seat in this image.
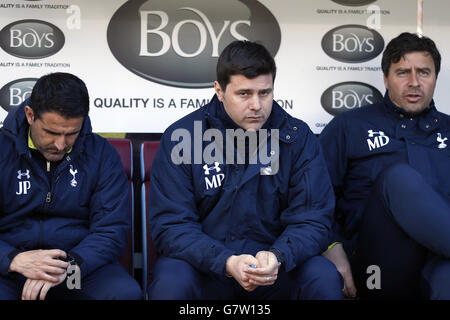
[107,138,135,277]
[140,141,160,295]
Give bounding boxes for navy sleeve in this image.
[69,141,130,277]
[0,133,22,276]
[0,241,21,276]
[272,125,335,272]
[148,131,234,277]
[319,115,349,246]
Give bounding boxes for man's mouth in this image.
[405,93,423,103]
[48,149,62,154]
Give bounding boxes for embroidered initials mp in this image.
[203,162,225,190]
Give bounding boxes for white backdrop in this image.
[0,0,446,134]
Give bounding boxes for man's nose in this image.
[54,136,66,151]
[248,95,262,111]
[408,71,420,87]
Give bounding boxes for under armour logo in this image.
[367,129,390,151]
[69,165,78,187]
[203,162,221,175]
[17,170,30,180]
[367,130,385,137]
[437,133,447,149]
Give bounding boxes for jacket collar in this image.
[382,90,443,132]
[203,94,294,143]
[382,90,438,118]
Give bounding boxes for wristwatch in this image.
[60,254,77,269]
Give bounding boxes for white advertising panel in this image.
[0,0,431,134]
[423,0,450,115]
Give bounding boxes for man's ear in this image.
[383,74,389,89]
[214,81,224,102]
[24,106,35,125]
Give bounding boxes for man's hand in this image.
[21,271,67,300]
[9,249,69,282]
[322,243,357,298]
[244,251,281,287]
[225,254,259,292]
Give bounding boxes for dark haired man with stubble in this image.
[321,32,450,299]
[0,72,142,300]
[148,41,343,300]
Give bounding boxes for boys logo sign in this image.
[107,0,281,88]
[0,20,65,59]
[321,24,384,63]
[321,82,383,116]
[0,78,37,112]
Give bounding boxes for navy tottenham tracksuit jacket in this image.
[0,103,130,279]
[148,94,335,277]
[320,91,450,298]
[320,92,449,254]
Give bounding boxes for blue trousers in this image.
[0,262,143,300]
[148,255,343,300]
[351,164,450,299]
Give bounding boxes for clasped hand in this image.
[225,250,281,292]
[9,249,70,300]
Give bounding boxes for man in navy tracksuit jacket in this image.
[148,41,343,299]
[0,72,142,300]
[320,33,450,299]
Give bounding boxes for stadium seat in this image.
[140,141,160,295]
[107,138,135,277]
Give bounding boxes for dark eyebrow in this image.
[395,66,432,73]
[417,67,432,72]
[43,128,80,136]
[395,67,411,73]
[236,88,273,93]
[43,128,60,135]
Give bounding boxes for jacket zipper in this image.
[39,162,51,248]
[41,161,61,246]
[45,191,51,203]
[44,161,63,205]
[44,162,52,207]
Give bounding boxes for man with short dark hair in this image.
[148,41,343,300]
[320,32,450,299]
[0,72,142,300]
